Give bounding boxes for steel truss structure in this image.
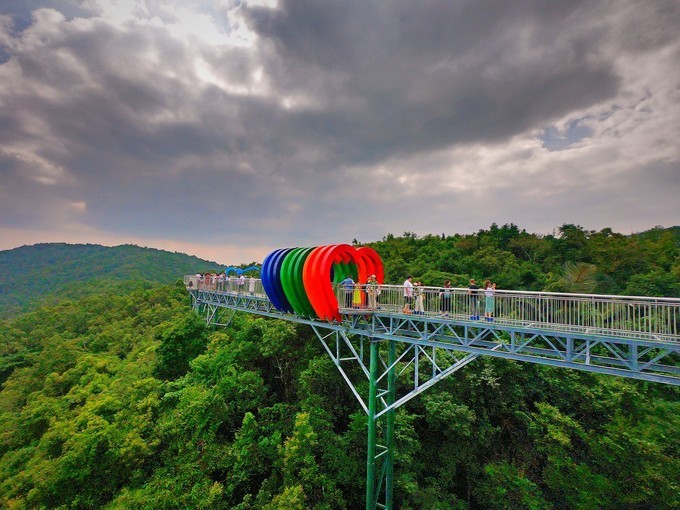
[189,288,680,510]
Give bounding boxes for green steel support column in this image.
[366,339,379,510]
[385,339,396,510]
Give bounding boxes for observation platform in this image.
[185,276,680,387]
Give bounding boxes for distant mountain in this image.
[0,243,225,318]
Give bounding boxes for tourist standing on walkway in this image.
[248,276,256,295]
[468,278,479,320]
[352,281,363,308]
[439,280,452,316]
[484,280,495,321]
[366,275,379,310]
[414,282,425,315]
[403,276,414,313]
[340,276,355,308]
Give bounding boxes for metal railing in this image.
[335,283,679,342]
[185,276,680,343]
[184,274,266,296]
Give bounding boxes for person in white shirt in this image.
[366,275,379,310]
[403,276,414,313]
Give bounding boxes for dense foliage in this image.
[0,243,226,318]
[368,224,680,297]
[0,225,678,509]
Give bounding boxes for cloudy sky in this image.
[1,0,678,264]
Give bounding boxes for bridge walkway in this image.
[185,276,679,386]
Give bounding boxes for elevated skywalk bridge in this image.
[185,276,679,386]
[186,275,679,510]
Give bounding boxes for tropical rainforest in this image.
[0,224,678,509]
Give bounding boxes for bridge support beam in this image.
[366,339,379,509]
[385,339,396,509]
[366,339,397,510]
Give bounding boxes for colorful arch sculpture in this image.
[260,244,384,322]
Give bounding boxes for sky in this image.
[0,0,678,265]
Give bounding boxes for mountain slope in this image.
[0,243,222,318]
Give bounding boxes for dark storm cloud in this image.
[0,0,678,257]
[243,0,621,162]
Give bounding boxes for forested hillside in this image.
[0,225,678,509]
[0,243,225,318]
[368,224,680,297]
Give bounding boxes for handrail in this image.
[184,275,680,343]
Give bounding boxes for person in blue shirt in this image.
[340,276,355,308]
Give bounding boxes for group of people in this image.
[466,278,497,321]
[195,271,498,320]
[340,274,381,310]
[404,276,497,320]
[193,272,257,294]
[401,276,428,315]
[340,274,498,321]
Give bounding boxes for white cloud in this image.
[0,0,678,262]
